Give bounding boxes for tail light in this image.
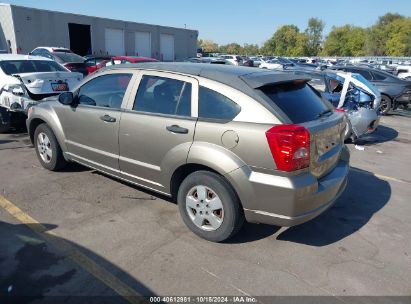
[335,108,346,113]
[266,125,310,172]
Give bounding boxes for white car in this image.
[219,55,242,66]
[0,54,83,132]
[396,65,411,80]
[259,59,283,70]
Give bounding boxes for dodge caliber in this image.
[27,63,350,242]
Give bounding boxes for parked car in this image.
[29,47,88,76]
[331,65,411,114]
[219,55,242,66]
[108,56,159,65]
[239,56,254,67]
[0,54,82,132]
[300,70,381,141]
[84,55,112,75]
[395,65,411,80]
[259,59,283,70]
[27,63,349,242]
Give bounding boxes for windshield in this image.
[53,52,85,63]
[0,60,67,74]
[351,73,380,96]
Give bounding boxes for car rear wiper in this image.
[317,109,333,118]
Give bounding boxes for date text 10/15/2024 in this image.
[149,296,258,303]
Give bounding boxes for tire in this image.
[34,123,67,171]
[177,171,245,242]
[0,107,11,133]
[379,95,392,115]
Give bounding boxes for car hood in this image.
[11,72,83,95]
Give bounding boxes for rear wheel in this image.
[178,171,244,242]
[379,95,392,115]
[34,123,67,171]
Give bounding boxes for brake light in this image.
[265,125,310,172]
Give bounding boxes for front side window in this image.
[198,86,241,120]
[133,75,192,116]
[77,73,132,108]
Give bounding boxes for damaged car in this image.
[0,54,83,132]
[301,70,381,142]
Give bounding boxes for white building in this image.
[0,3,198,60]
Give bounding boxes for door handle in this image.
[166,125,189,134]
[100,114,116,123]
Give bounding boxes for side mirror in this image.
[58,92,75,106]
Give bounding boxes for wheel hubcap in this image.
[186,185,224,231]
[37,132,52,163]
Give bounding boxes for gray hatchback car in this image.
[27,63,350,242]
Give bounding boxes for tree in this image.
[219,43,242,54]
[305,18,324,56]
[322,25,366,56]
[261,25,308,56]
[242,43,259,55]
[198,39,219,53]
[385,18,411,56]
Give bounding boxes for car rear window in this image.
[53,52,85,63]
[0,60,67,74]
[260,81,331,124]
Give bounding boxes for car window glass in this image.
[85,59,96,67]
[133,75,192,117]
[199,86,241,120]
[351,69,372,80]
[0,60,67,74]
[260,81,331,124]
[77,73,132,108]
[372,72,387,81]
[308,78,326,92]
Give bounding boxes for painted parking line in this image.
[0,195,142,304]
[350,167,410,184]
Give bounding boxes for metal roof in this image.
[106,62,310,90]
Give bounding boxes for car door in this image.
[56,71,135,176]
[118,71,198,194]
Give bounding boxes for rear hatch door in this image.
[258,79,345,178]
[16,72,83,95]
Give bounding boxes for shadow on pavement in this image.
[0,221,156,303]
[354,125,398,145]
[277,167,391,246]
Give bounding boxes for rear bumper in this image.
[226,146,350,227]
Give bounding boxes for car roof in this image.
[105,62,310,87]
[0,54,54,61]
[33,47,71,52]
[103,62,312,115]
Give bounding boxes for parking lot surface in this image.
[1,112,411,301]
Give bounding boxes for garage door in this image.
[105,28,124,56]
[160,34,174,61]
[135,32,151,57]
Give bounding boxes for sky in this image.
[3,0,411,46]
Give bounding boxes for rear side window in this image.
[199,86,241,120]
[53,52,85,63]
[134,75,192,117]
[260,81,331,124]
[350,69,372,80]
[372,71,387,80]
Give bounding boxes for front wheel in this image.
[177,171,244,242]
[34,123,67,171]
